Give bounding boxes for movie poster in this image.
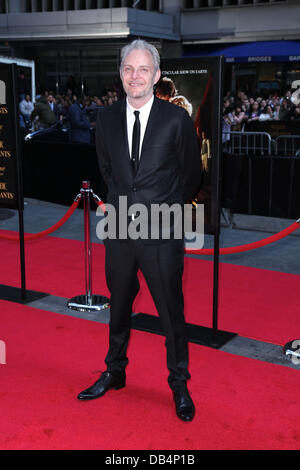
[0,64,21,210]
[157,57,223,234]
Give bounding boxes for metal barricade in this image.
[275,135,300,156]
[222,130,273,216]
[223,131,273,155]
[222,131,299,219]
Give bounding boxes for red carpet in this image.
[0,299,300,450]
[1,233,300,345]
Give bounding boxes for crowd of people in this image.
[222,89,300,134]
[18,76,195,143]
[18,67,300,145]
[18,82,121,143]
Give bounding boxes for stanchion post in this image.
[68,181,110,312]
[283,340,300,366]
[82,181,93,306]
[12,64,26,301]
[211,55,223,347]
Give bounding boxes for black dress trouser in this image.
[104,237,190,391]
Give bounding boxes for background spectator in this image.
[291,106,300,120]
[259,105,274,121]
[279,99,291,121]
[31,94,57,130]
[68,95,91,144]
[19,94,34,129]
[231,105,246,131]
[273,104,281,120]
[247,101,260,122]
[258,99,267,115]
[155,77,177,101]
[222,109,235,143]
[47,93,60,121]
[17,69,30,102]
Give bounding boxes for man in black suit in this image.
[77,39,201,422]
[68,96,91,144]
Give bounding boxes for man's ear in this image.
[154,69,161,86]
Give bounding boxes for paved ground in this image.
[0,198,300,370]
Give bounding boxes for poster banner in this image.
[157,57,223,234]
[0,63,21,210]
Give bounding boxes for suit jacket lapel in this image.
[119,99,133,181]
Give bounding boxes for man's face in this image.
[120,48,161,107]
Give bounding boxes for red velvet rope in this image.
[0,199,81,241]
[184,221,300,255]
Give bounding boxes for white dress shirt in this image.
[126,95,154,160]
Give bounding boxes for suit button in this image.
[132,186,137,192]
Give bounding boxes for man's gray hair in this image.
[120,39,160,73]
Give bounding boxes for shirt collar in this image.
[126,95,154,116]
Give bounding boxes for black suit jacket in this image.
[96,96,202,241]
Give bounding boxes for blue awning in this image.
[183,41,300,63]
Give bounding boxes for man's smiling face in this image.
[120,48,161,108]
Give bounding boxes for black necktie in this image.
[131,110,140,176]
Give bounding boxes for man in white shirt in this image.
[77,39,201,422]
[126,95,153,160]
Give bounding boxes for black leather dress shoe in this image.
[173,388,195,422]
[77,371,126,401]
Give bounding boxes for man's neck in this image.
[127,94,154,110]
